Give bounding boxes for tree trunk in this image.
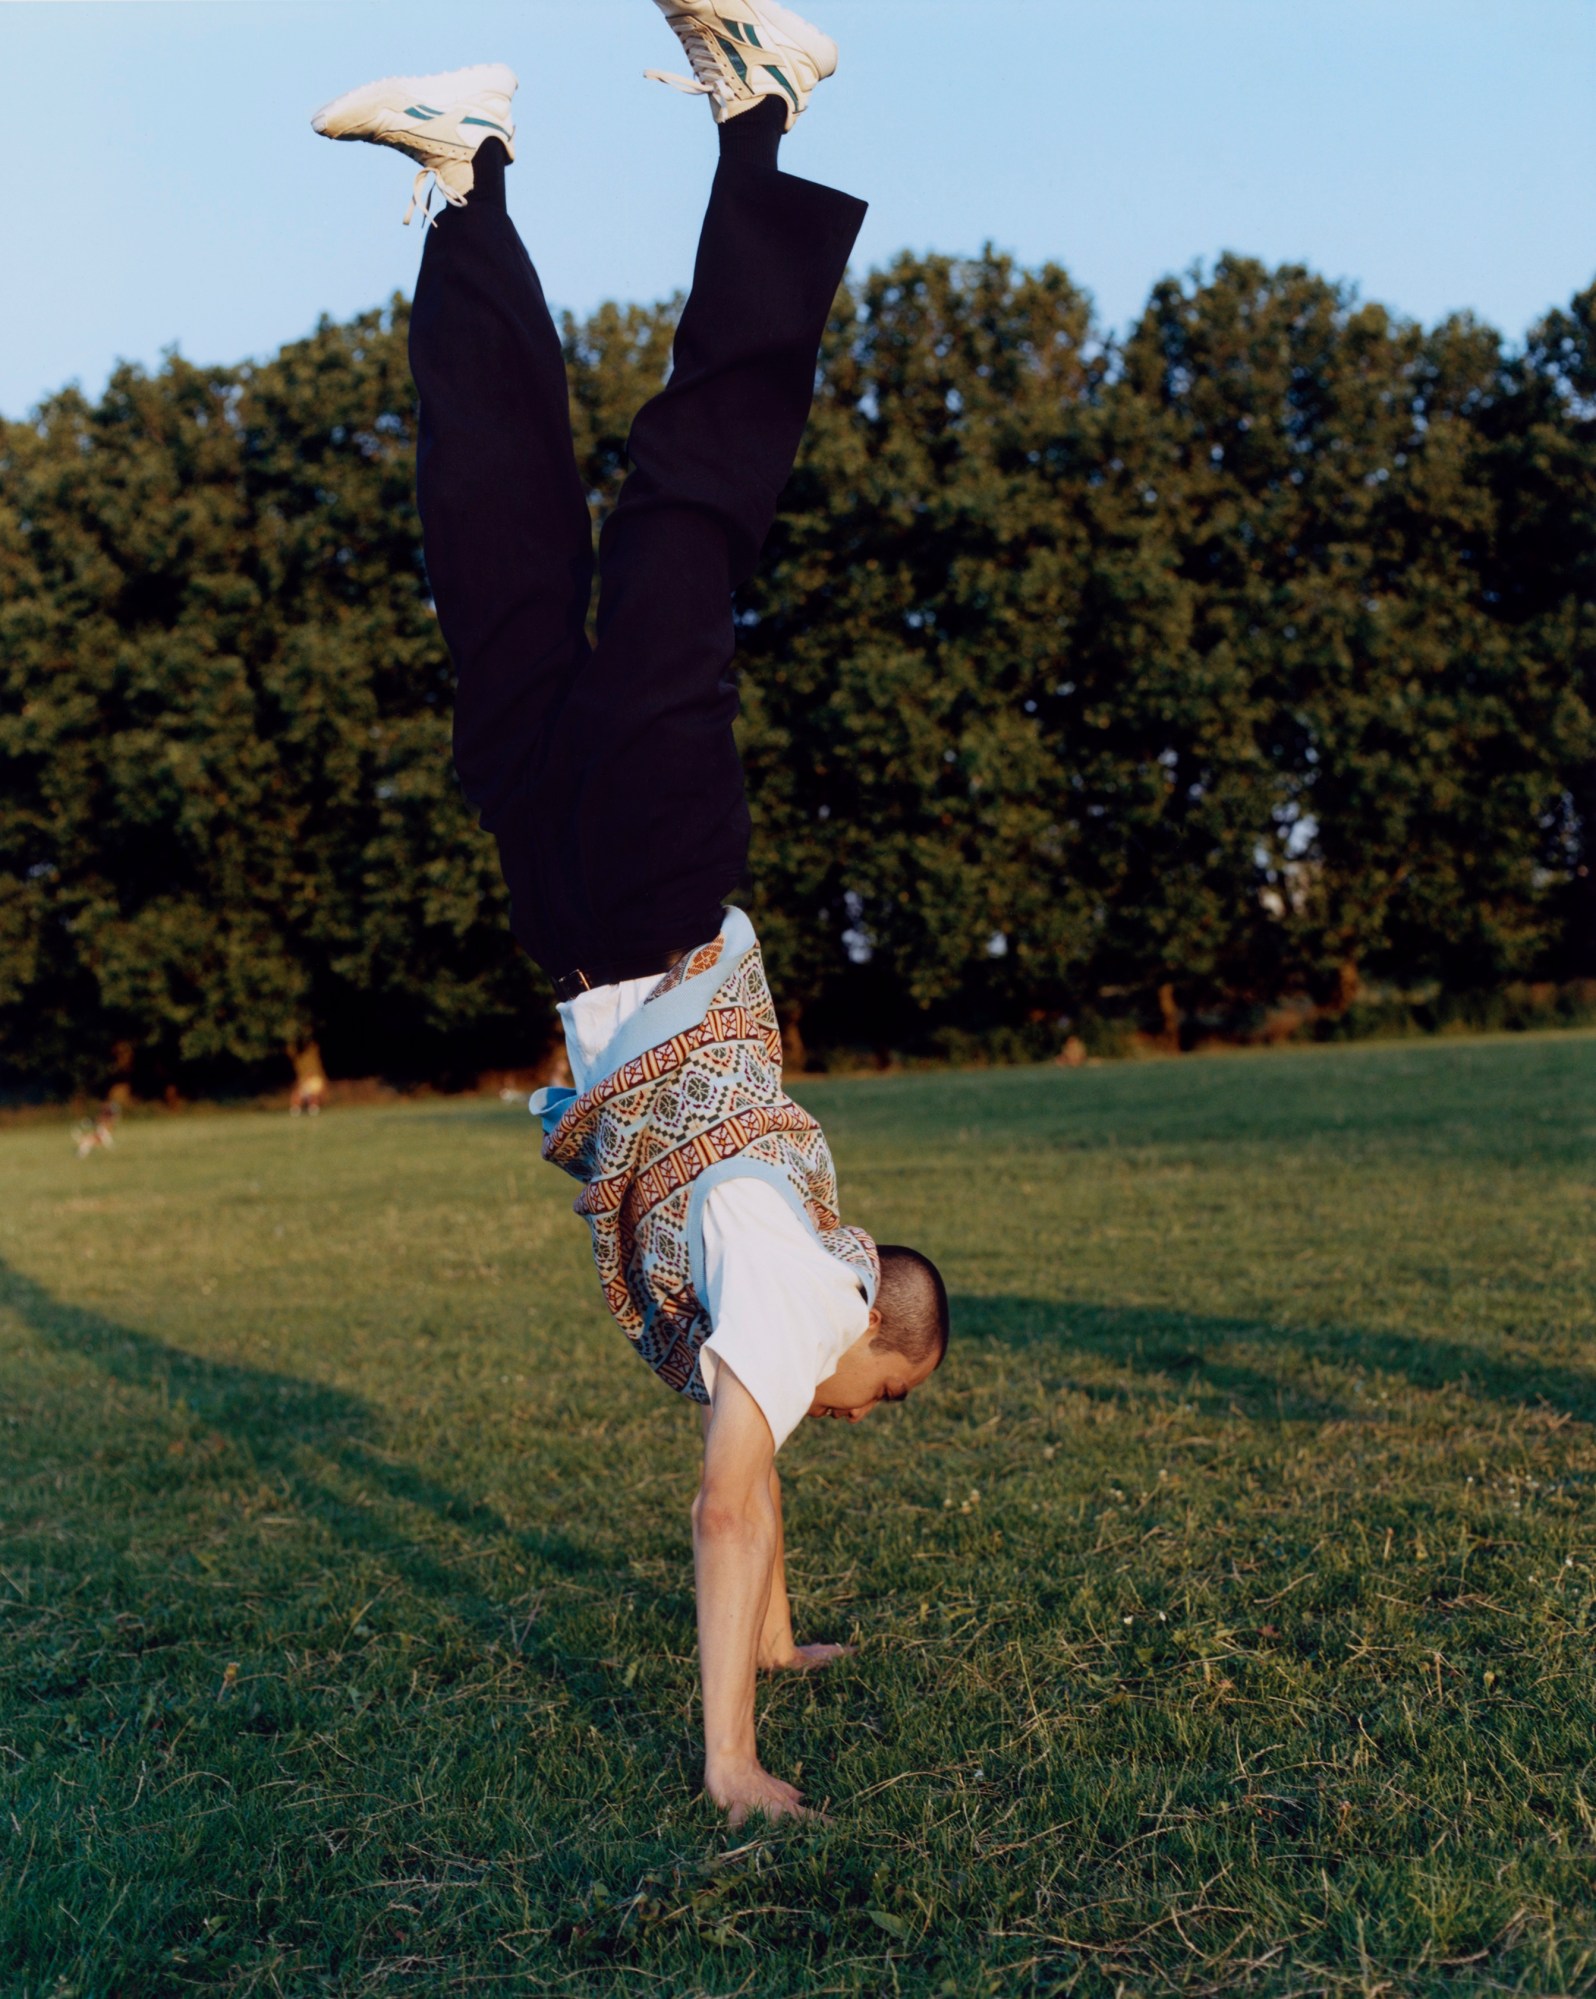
[1156,982,1182,1053]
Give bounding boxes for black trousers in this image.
[408,156,867,982]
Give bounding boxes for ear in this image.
[867,1306,882,1332]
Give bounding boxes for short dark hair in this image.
[870,1246,950,1371]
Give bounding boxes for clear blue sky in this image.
[6,0,1594,418]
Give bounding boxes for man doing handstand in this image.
[313,0,949,1827]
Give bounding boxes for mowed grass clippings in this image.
[2,1034,1594,1999]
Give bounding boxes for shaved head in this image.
[870,1245,950,1371]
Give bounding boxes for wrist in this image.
[704,1748,760,1793]
[704,1716,759,1769]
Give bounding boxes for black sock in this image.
[717,93,784,173]
[470,137,511,209]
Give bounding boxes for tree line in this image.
[2,251,1592,1095]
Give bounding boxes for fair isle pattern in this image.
[541,935,878,1401]
[652,934,729,994]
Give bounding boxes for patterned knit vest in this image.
[529,911,879,1403]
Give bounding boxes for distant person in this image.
[312,0,950,1828]
[288,1044,327,1116]
[73,1097,120,1160]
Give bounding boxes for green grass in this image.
[3,1033,1595,1998]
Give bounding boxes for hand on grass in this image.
[707,1757,816,1828]
[758,1640,855,1674]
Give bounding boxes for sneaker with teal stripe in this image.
[311,63,517,226]
[645,0,838,130]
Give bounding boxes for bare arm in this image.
[696,1404,852,1678]
[694,1365,811,1825]
[756,1466,853,1673]
[757,1464,796,1667]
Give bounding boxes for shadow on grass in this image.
[0,1256,608,1650]
[951,1293,1596,1425]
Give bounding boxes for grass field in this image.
[3,1034,1595,1998]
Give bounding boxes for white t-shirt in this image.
[558,977,869,1452]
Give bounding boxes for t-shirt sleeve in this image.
[698,1177,871,1453]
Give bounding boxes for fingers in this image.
[761,1641,856,1673]
[793,1642,856,1671]
[709,1759,822,1830]
[724,1779,807,1827]
[728,1798,804,1829]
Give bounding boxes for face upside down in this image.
[807,1245,950,1422]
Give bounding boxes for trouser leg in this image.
[408,147,592,966]
[539,156,869,970]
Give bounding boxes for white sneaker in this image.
[645,0,837,129]
[310,63,517,226]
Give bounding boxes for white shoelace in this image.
[644,24,733,110]
[403,164,469,229]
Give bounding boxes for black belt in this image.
[550,946,690,1004]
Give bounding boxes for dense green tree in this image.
[0,309,543,1095]
[1,252,1591,1094]
[741,249,1104,1040]
[1491,283,1596,974]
